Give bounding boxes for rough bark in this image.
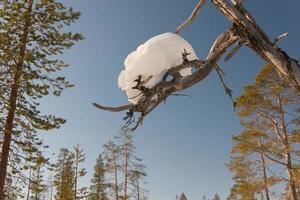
[211,0,300,93]
[0,1,33,198]
[277,95,298,200]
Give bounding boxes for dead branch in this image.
[92,102,132,112]
[175,0,206,34]
[211,0,300,93]
[93,27,239,130]
[94,0,300,130]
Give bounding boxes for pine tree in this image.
[233,64,300,200]
[73,144,87,200]
[212,193,221,200]
[228,156,261,200]
[0,1,83,198]
[89,154,107,200]
[228,124,274,200]
[103,140,121,200]
[128,158,148,200]
[120,129,134,200]
[30,160,47,200]
[179,193,187,200]
[54,148,75,200]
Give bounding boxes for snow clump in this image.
[118,32,198,104]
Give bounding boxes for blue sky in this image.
[39,0,300,199]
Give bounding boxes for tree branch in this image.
[211,0,300,94]
[175,0,206,34]
[93,27,239,130]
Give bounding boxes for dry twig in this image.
[175,0,206,34]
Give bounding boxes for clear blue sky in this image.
[39,1,300,199]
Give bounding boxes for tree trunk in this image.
[113,154,119,200]
[124,135,129,200]
[258,147,270,200]
[26,168,32,200]
[50,179,53,200]
[211,0,300,94]
[97,173,100,200]
[74,151,78,200]
[35,167,41,200]
[60,154,66,199]
[278,95,298,200]
[0,1,33,199]
[136,178,140,200]
[261,154,270,200]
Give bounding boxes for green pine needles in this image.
[0,0,83,198]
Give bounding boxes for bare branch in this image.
[93,102,132,112]
[225,39,245,61]
[175,0,206,34]
[263,153,287,167]
[274,32,288,44]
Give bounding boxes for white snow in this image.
[118,32,198,104]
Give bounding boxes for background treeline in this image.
[5,129,148,200]
[175,193,221,200]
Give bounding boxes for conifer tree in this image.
[0,1,82,198]
[73,144,87,200]
[119,129,135,200]
[212,193,221,200]
[103,140,121,200]
[128,159,148,200]
[54,148,75,200]
[233,64,300,200]
[229,124,274,200]
[30,160,47,200]
[179,193,187,200]
[228,156,260,200]
[89,154,107,200]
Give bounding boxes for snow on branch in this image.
[94,0,300,131]
[94,27,239,130]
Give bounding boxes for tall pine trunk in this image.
[258,148,270,200]
[74,156,78,200]
[113,154,119,200]
[123,135,129,200]
[0,1,33,199]
[26,168,32,200]
[278,95,298,200]
[136,179,140,200]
